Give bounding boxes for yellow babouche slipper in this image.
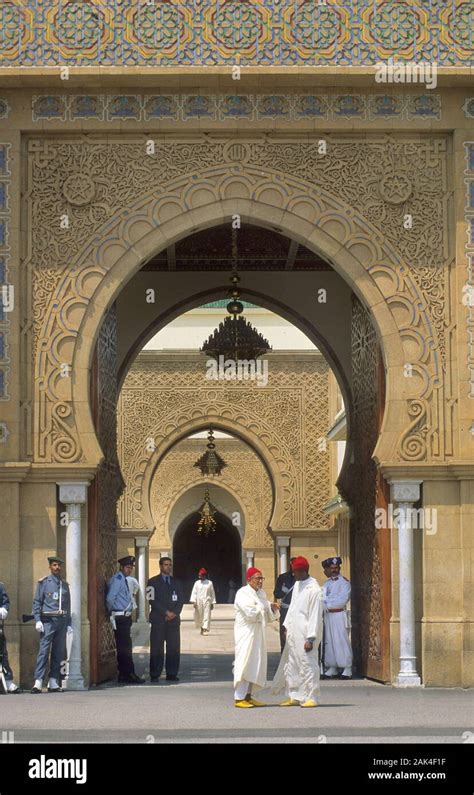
[247,697,266,707]
[235,699,255,708]
[279,698,300,706]
[300,699,318,708]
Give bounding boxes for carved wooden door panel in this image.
[349,295,391,682]
[88,304,124,684]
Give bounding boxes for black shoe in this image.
[118,674,145,684]
[47,687,63,693]
[30,686,42,694]
[340,675,352,680]
[150,676,160,682]
[166,675,179,682]
[7,686,23,694]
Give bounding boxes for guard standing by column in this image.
[0,580,21,693]
[107,556,145,684]
[30,556,72,693]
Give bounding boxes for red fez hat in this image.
[291,556,309,571]
[198,568,207,575]
[246,567,262,581]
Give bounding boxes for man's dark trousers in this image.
[114,615,134,677]
[150,619,180,678]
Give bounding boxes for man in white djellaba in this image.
[321,556,352,679]
[233,567,279,708]
[190,568,216,634]
[271,556,324,708]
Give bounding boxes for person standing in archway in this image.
[273,557,296,653]
[107,556,145,685]
[272,556,324,708]
[233,567,279,708]
[322,556,352,680]
[147,557,184,682]
[190,568,216,635]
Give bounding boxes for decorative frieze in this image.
[31,93,443,123]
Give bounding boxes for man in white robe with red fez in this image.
[271,556,324,708]
[233,567,279,708]
[190,568,216,634]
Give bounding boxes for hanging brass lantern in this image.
[197,489,217,537]
[200,226,272,361]
[201,272,272,361]
[194,427,227,476]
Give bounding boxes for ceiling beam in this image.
[285,239,299,270]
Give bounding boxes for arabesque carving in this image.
[117,353,331,534]
[22,135,453,465]
[145,440,274,549]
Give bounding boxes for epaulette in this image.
[343,576,350,581]
[37,575,48,582]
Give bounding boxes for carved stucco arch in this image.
[161,479,252,547]
[125,415,285,532]
[33,162,441,469]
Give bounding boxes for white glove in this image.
[67,626,73,635]
[110,615,116,630]
[0,607,8,619]
[35,621,44,633]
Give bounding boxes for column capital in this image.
[389,479,422,503]
[135,536,151,547]
[276,536,290,548]
[57,481,89,505]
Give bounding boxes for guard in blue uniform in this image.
[31,556,72,693]
[0,581,21,693]
[107,556,144,684]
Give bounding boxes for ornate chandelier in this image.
[197,489,217,537]
[193,427,227,476]
[200,227,272,362]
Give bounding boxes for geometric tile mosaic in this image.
[463,98,474,119]
[30,93,443,123]
[0,0,473,67]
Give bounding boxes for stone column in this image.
[135,537,148,623]
[245,550,254,571]
[57,481,89,691]
[390,479,422,687]
[276,536,290,574]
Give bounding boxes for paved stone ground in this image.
[1,618,472,744]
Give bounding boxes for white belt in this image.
[111,611,132,617]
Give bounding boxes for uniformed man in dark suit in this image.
[273,558,296,652]
[31,556,72,693]
[0,580,21,693]
[147,556,184,682]
[107,555,145,684]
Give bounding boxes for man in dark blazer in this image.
[146,557,184,682]
[273,558,296,653]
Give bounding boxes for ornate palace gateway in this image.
[0,1,472,689]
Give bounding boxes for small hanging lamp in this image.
[193,427,227,476]
[197,489,217,537]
